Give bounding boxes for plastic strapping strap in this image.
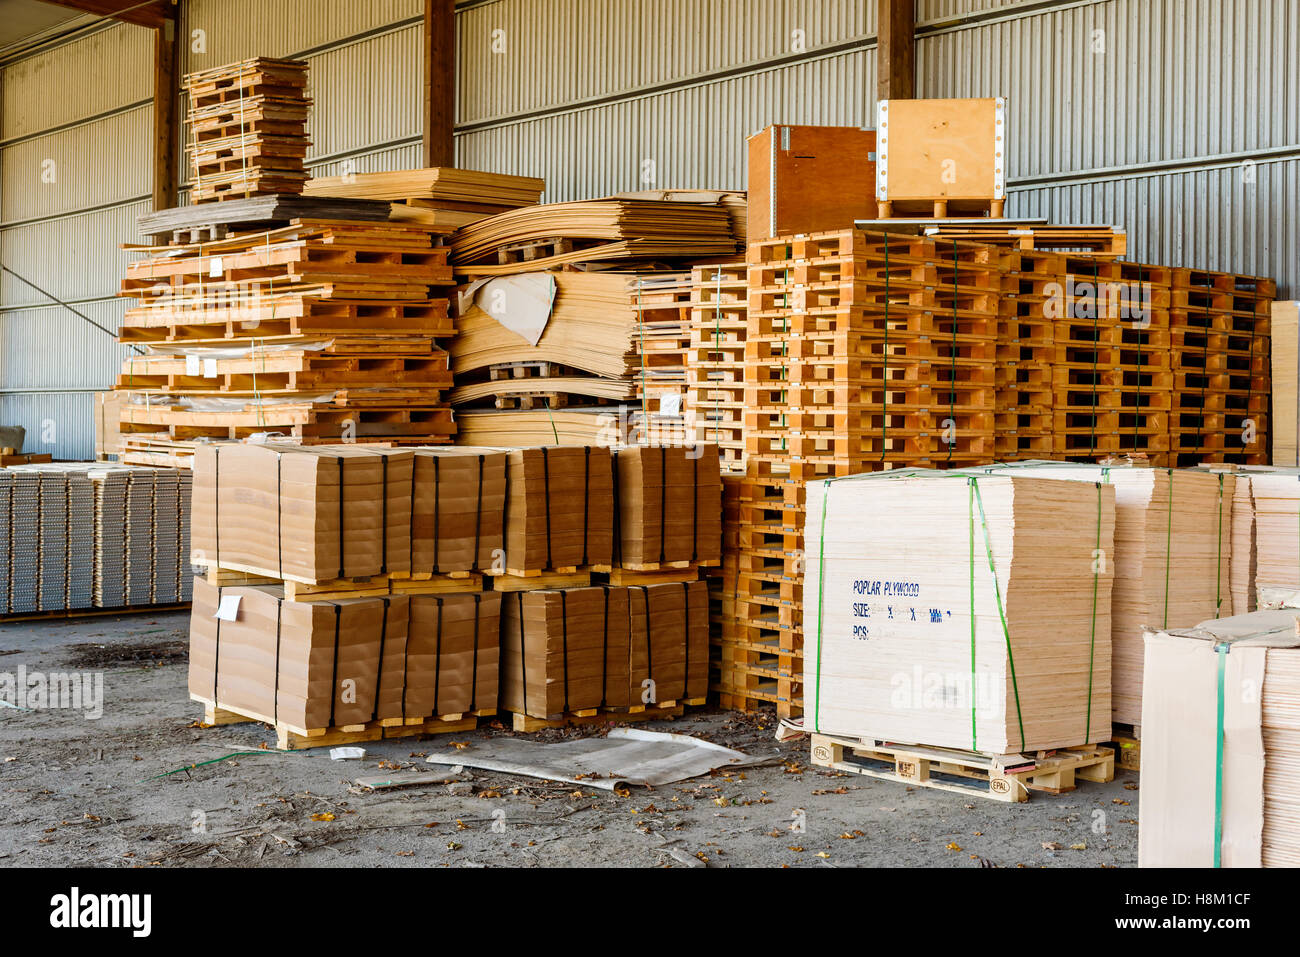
[273,598,282,725]
[600,586,610,707]
[970,477,1027,750]
[1085,482,1101,742]
[432,456,441,574]
[542,447,553,570]
[582,447,591,567]
[473,455,485,570]
[432,596,444,717]
[560,590,570,713]
[400,603,412,720]
[517,592,528,717]
[681,581,692,700]
[1163,468,1174,628]
[1213,641,1229,868]
[373,597,389,722]
[812,479,831,732]
[639,586,653,695]
[328,603,342,728]
[611,451,622,566]
[336,456,345,579]
[212,586,222,703]
[469,594,480,712]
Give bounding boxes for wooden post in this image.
[877,0,915,100]
[152,15,180,212]
[423,0,456,168]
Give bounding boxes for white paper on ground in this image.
[424,728,775,789]
[214,594,241,621]
[330,747,366,760]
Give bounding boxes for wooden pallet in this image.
[203,564,391,600]
[809,732,1115,803]
[1,602,191,623]
[193,694,485,751]
[1109,723,1142,772]
[485,568,596,592]
[508,699,701,732]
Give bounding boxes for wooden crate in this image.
[747,125,878,240]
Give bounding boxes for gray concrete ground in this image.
[0,611,1139,867]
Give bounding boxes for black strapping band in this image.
[560,590,570,714]
[681,580,692,701]
[581,446,591,566]
[328,603,342,728]
[336,457,346,579]
[542,447,553,570]
[273,598,283,724]
[212,585,222,703]
[432,455,441,574]
[473,454,485,570]
[611,450,622,566]
[469,593,481,712]
[658,446,667,564]
[432,596,444,718]
[600,585,610,708]
[373,596,389,723]
[518,591,528,717]
[380,454,389,574]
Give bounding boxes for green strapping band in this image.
[812,479,832,732]
[1086,481,1101,742]
[968,478,978,751]
[1213,642,1228,868]
[970,477,1026,750]
[1163,468,1174,628]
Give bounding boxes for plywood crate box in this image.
[875,98,1007,218]
[1139,611,1300,867]
[803,471,1115,754]
[747,125,877,240]
[1271,302,1299,466]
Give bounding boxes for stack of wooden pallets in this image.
[1167,268,1274,467]
[115,219,456,465]
[686,263,748,472]
[185,58,311,204]
[995,250,1059,461]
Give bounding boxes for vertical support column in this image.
[877,0,916,101]
[423,0,457,168]
[152,13,180,212]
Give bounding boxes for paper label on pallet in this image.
[203,358,218,378]
[214,593,241,621]
[185,354,200,377]
[209,256,223,278]
[659,393,681,417]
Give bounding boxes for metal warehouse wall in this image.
[0,0,1295,459]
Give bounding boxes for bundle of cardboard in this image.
[615,444,723,567]
[803,471,1116,754]
[1140,610,1300,867]
[189,581,500,731]
[499,581,709,719]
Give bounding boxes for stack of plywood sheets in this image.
[1140,610,1300,867]
[1244,469,1300,609]
[972,462,1235,729]
[804,471,1116,754]
[185,58,311,203]
[614,444,722,570]
[449,200,736,274]
[1270,302,1300,465]
[304,167,544,231]
[116,218,456,465]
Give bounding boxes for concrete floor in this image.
[0,610,1139,867]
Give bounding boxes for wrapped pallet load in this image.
[1140,610,1300,867]
[191,443,414,582]
[967,462,1234,726]
[614,443,723,567]
[803,470,1116,754]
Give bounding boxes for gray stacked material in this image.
[37,471,67,611]
[8,471,39,613]
[124,469,156,606]
[90,468,130,608]
[66,470,95,610]
[0,472,10,613]
[177,471,193,602]
[153,470,180,604]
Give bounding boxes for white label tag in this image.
[215,594,241,621]
[185,354,200,376]
[203,358,218,378]
[209,256,223,278]
[659,393,682,417]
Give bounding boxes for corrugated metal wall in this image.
[2,0,1295,459]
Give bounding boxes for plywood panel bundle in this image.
[1140,611,1300,867]
[614,189,747,252]
[687,263,748,471]
[804,471,1116,753]
[116,219,457,464]
[973,462,1234,728]
[1048,256,1174,464]
[1167,267,1273,467]
[448,200,737,275]
[304,167,544,231]
[1243,470,1300,609]
[90,468,130,608]
[613,444,722,570]
[495,445,614,577]
[1271,302,1300,465]
[190,444,414,586]
[184,58,311,203]
[499,581,708,723]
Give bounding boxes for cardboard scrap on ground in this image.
[423,728,774,790]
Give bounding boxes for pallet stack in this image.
[115,219,456,465]
[994,250,1058,461]
[686,263,748,471]
[1168,268,1274,467]
[185,58,311,204]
